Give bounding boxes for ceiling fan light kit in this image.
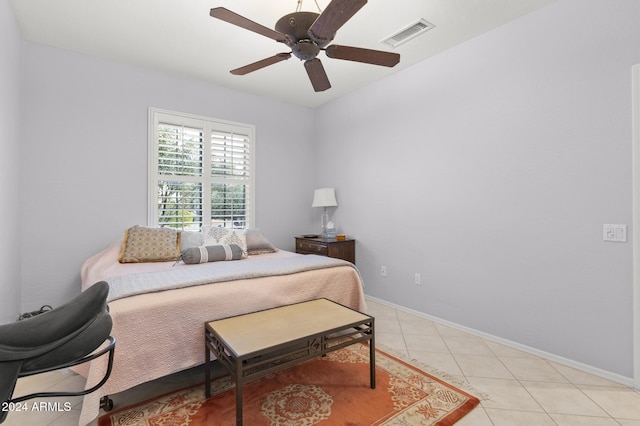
[210,0,400,92]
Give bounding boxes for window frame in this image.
[147,107,256,230]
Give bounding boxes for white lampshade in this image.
[311,188,338,208]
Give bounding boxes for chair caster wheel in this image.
[100,396,114,412]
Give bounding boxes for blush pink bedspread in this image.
[76,242,366,425]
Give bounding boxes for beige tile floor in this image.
[4,298,640,425]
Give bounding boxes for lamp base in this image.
[320,210,329,233]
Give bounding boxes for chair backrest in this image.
[0,281,111,363]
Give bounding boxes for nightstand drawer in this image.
[296,239,328,255]
[295,237,355,264]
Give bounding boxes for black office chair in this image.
[0,281,116,423]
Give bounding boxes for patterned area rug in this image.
[98,344,479,425]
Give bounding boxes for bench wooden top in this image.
[206,299,371,357]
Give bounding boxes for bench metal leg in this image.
[235,359,243,426]
[369,321,376,389]
[204,333,211,398]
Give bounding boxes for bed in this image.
[75,227,366,425]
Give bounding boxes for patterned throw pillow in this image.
[180,231,204,249]
[202,226,248,258]
[118,226,181,263]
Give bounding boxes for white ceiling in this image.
[9,0,554,107]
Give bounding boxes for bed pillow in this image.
[180,244,243,264]
[118,226,181,263]
[202,226,248,257]
[244,228,278,255]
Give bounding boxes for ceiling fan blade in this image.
[325,45,400,67]
[210,7,288,43]
[230,53,292,75]
[304,59,331,92]
[308,0,367,46]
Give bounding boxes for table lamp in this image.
[311,188,338,237]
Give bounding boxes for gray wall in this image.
[314,0,639,378]
[18,42,317,313]
[0,0,23,324]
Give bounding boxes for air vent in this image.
[381,19,435,48]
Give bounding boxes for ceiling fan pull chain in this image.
[295,0,322,13]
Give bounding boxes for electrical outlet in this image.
[603,224,627,242]
[381,266,387,277]
[414,273,421,285]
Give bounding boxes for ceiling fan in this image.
[210,0,400,92]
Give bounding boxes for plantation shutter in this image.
[156,123,204,230]
[210,129,251,229]
[149,108,255,230]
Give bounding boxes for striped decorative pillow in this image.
[180,244,243,264]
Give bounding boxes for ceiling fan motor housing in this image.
[276,11,332,60]
[292,40,320,60]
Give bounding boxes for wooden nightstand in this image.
[295,236,356,264]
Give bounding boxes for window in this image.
[148,108,255,230]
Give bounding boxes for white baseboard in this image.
[365,295,634,388]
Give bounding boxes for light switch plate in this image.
[603,224,627,242]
